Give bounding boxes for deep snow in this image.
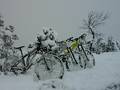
[0,52,120,90]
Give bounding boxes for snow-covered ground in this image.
[0,52,120,90]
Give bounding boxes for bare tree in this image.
[81,11,109,51]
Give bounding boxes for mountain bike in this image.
[55,34,95,70]
[9,41,64,80]
[55,37,81,71]
[72,34,95,69]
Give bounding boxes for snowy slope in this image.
[0,52,120,90]
[63,52,120,90]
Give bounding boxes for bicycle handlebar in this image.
[14,46,25,50]
[71,33,87,41]
[65,37,74,42]
[56,33,86,45]
[55,37,73,44]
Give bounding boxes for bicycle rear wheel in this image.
[34,53,64,80]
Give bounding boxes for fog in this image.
[0,0,120,45]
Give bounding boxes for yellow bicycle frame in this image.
[64,39,79,53]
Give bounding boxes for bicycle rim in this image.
[34,54,64,80]
[80,50,95,68]
[86,50,95,66]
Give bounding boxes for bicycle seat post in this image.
[19,48,24,58]
[14,46,26,66]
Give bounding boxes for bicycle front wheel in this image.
[79,50,95,68]
[34,53,64,80]
[85,50,95,67]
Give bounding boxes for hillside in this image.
[0,52,120,90]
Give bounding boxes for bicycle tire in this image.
[34,53,64,80]
[79,50,95,68]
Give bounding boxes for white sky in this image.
[0,0,120,45]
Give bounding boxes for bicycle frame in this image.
[12,45,56,74]
[61,36,92,68]
[12,48,38,70]
[60,39,79,65]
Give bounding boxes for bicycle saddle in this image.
[14,46,25,50]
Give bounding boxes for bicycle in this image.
[55,37,80,71]
[55,34,95,71]
[72,34,95,69]
[9,40,64,80]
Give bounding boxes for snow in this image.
[0,75,38,90]
[0,52,120,90]
[63,52,120,90]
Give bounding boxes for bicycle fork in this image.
[67,47,78,64]
[79,45,90,69]
[43,56,51,71]
[64,47,78,71]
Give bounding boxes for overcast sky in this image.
[0,0,120,45]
